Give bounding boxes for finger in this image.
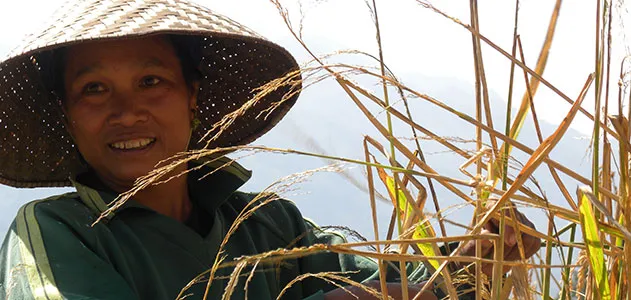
[507,208,540,259]
[489,214,500,228]
[485,218,499,232]
[487,201,515,229]
[487,212,518,248]
[480,199,517,243]
[510,205,537,231]
[460,228,495,257]
[481,245,521,277]
[503,232,541,261]
[503,205,538,248]
[521,230,542,259]
[503,242,522,261]
[520,212,537,230]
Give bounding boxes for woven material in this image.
[0,0,301,188]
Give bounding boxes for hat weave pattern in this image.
[0,0,300,188]
[6,0,261,58]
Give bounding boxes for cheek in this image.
[66,105,106,145]
[161,106,192,138]
[154,99,193,148]
[153,89,193,120]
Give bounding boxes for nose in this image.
[107,90,149,127]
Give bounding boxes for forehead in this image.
[63,35,180,73]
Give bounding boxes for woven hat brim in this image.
[0,0,301,188]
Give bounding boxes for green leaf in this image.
[386,176,414,219]
[376,167,414,219]
[376,167,441,272]
[412,221,441,271]
[577,187,611,300]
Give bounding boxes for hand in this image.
[458,200,541,276]
[323,280,437,300]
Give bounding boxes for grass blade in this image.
[411,221,441,271]
[577,186,611,300]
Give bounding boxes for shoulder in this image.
[229,191,309,242]
[13,192,96,231]
[228,191,347,247]
[232,191,304,223]
[17,191,84,215]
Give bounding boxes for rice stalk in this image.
[95,1,631,298]
[415,0,618,140]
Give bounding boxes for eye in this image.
[82,82,106,95]
[140,76,161,87]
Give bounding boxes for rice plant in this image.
[105,0,631,299]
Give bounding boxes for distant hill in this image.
[238,69,592,240]
[0,36,592,256]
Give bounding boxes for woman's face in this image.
[63,36,198,189]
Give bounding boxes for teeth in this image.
[110,138,155,150]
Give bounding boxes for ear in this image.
[189,81,200,121]
[60,104,77,142]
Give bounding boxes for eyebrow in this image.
[70,58,171,81]
[142,58,169,69]
[72,64,103,81]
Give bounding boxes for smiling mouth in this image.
[109,138,156,151]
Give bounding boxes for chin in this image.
[108,164,159,184]
[90,153,187,187]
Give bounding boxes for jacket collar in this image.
[70,156,252,220]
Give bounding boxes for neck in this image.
[133,175,191,221]
[97,167,192,222]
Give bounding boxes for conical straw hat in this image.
[0,0,301,188]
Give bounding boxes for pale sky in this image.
[1,0,629,132]
[0,0,630,243]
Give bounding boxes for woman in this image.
[0,0,540,299]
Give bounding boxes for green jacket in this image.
[0,158,433,299]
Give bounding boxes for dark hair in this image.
[170,35,202,88]
[40,35,202,102]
